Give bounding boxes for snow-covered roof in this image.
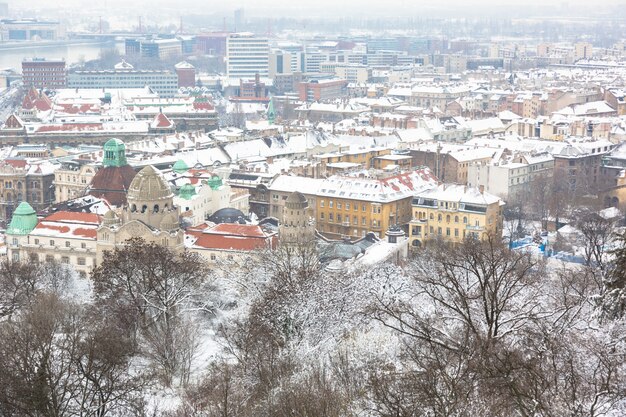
[414,184,502,207]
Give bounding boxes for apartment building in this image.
[315,169,438,239]
[409,184,504,248]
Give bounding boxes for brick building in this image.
[22,58,66,89]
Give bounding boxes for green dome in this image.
[173,159,189,174]
[178,183,196,200]
[103,138,127,167]
[6,202,38,235]
[207,175,223,190]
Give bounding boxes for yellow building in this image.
[408,184,504,248]
[316,168,439,239]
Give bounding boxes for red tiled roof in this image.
[43,211,100,224]
[3,159,27,169]
[4,114,24,129]
[73,227,97,239]
[35,223,70,234]
[191,233,270,251]
[153,112,173,128]
[88,165,137,206]
[36,123,103,133]
[55,103,100,114]
[207,223,267,238]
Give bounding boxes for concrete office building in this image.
[0,18,65,41]
[226,33,269,79]
[67,62,179,97]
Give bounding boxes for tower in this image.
[103,138,127,167]
[279,191,315,244]
[125,165,176,229]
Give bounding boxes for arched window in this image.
[17,182,22,189]
[430,213,434,220]
[154,204,159,213]
[463,217,467,224]
[437,214,442,221]
[141,205,147,213]
[455,216,459,223]
[164,203,168,210]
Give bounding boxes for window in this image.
[455,216,459,223]
[446,215,450,223]
[320,212,325,219]
[45,255,54,263]
[273,194,279,200]
[337,202,342,210]
[210,254,216,261]
[227,255,233,260]
[362,217,366,225]
[329,213,334,221]
[430,213,434,220]
[50,240,55,246]
[438,227,442,235]
[77,257,86,266]
[438,214,442,221]
[12,252,19,262]
[320,200,325,208]
[34,238,39,245]
[429,226,434,234]
[455,228,459,237]
[446,228,450,236]
[337,214,342,223]
[65,241,71,248]
[362,204,366,212]
[463,217,467,224]
[329,201,334,208]
[61,256,69,264]
[353,216,358,225]
[346,203,350,210]
[81,243,86,249]
[475,220,480,226]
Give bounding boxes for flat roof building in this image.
[22,58,66,89]
[226,33,269,79]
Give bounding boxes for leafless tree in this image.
[92,238,211,386]
[0,260,39,320]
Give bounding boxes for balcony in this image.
[466,225,484,231]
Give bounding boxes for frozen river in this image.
[0,41,123,71]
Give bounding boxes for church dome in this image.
[285,191,308,210]
[208,207,246,224]
[6,202,38,235]
[178,183,196,200]
[127,165,173,202]
[159,212,179,232]
[102,209,121,226]
[172,159,189,174]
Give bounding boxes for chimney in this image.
[479,185,485,194]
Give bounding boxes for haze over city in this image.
[2,0,626,415]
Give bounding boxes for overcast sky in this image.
[9,0,626,20]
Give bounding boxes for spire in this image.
[267,97,276,125]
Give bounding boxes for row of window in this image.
[320,200,373,212]
[320,213,372,226]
